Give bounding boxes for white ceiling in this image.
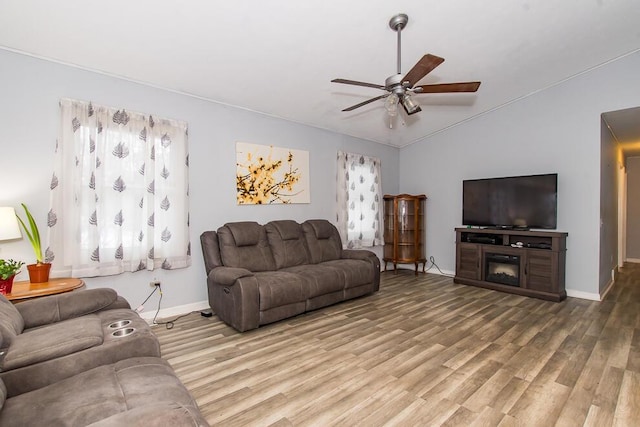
[1,1,639,148]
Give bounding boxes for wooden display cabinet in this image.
[383,194,427,274]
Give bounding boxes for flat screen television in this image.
[462,173,557,229]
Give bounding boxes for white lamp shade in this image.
[0,207,22,241]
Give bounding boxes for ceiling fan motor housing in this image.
[385,74,405,95]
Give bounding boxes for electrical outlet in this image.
[149,280,161,288]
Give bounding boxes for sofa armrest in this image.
[206,268,260,332]
[210,267,254,287]
[342,249,378,262]
[16,288,130,329]
[342,249,381,292]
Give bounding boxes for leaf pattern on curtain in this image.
[114,210,124,226]
[112,142,130,158]
[48,98,191,278]
[45,248,55,263]
[47,210,57,227]
[50,173,59,190]
[336,151,384,249]
[113,177,126,192]
[89,211,98,225]
[112,109,130,125]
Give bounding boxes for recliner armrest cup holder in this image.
[111,327,136,337]
[108,320,132,329]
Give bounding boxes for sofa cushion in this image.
[280,265,344,298]
[227,221,263,246]
[307,219,335,239]
[0,295,24,347]
[0,357,207,427]
[321,259,375,288]
[88,402,208,427]
[255,271,305,310]
[265,220,310,269]
[302,220,343,263]
[1,315,103,371]
[218,222,276,272]
[0,378,6,411]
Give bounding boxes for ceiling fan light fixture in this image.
[401,94,421,115]
[385,94,399,116]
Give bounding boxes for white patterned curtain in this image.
[48,98,191,277]
[336,151,384,249]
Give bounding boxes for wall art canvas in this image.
[236,142,310,204]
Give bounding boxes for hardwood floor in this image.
[155,264,640,426]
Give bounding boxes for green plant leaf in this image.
[16,203,43,263]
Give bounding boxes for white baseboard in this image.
[139,300,210,323]
[599,278,616,301]
[566,289,601,301]
[147,276,601,322]
[625,258,640,263]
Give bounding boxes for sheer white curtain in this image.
[48,98,190,277]
[336,151,384,249]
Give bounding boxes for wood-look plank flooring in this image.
[154,263,640,426]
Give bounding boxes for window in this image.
[336,151,384,249]
[48,99,190,277]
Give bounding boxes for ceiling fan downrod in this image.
[389,13,408,75]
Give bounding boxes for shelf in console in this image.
[458,227,567,251]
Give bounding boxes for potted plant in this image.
[0,259,24,294]
[16,203,51,283]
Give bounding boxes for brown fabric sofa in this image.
[200,219,380,332]
[0,289,160,396]
[0,357,208,426]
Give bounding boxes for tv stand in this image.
[454,228,567,302]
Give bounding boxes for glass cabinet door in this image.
[383,194,426,274]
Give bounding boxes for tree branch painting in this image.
[236,142,310,204]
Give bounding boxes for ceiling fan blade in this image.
[331,79,386,90]
[413,81,481,93]
[342,94,389,112]
[402,54,445,88]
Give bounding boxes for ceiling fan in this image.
[331,13,481,117]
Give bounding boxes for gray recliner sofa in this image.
[0,288,160,396]
[200,219,380,332]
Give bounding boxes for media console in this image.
[454,228,568,302]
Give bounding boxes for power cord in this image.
[138,284,159,309]
[137,283,194,330]
[425,256,454,277]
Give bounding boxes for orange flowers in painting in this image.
[236,143,309,204]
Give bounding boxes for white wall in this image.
[626,157,640,260]
[599,117,620,292]
[0,49,399,313]
[398,50,640,299]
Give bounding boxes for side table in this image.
[5,278,85,302]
